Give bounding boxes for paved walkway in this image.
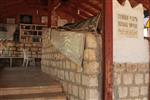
[0,67,58,88]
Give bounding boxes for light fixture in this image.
[36,10,39,15]
[144,16,150,37]
[77,9,80,15]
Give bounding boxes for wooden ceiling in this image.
[0,0,149,21]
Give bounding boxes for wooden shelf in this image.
[19,24,47,43]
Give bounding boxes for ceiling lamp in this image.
[144,17,150,37]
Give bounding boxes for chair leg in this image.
[23,59,25,67]
[25,59,29,68]
[32,59,35,66]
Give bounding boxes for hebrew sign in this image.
[51,29,85,65]
[117,14,138,38]
[113,0,149,63]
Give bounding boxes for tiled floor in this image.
[0,67,66,100]
[0,67,58,88]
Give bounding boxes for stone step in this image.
[0,84,63,96]
[0,92,66,100]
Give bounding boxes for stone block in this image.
[129,87,139,97]
[126,64,137,72]
[72,85,79,97]
[63,62,66,69]
[75,73,81,84]
[65,71,69,81]
[63,82,68,93]
[134,99,142,100]
[86,33,97,48]
[84,49,97,61]
[82,75,98,87]
[65,60,71,69]
[83,61,99,74]
[58,61,63,69]
[143,97,148,100]
[121,99,132,100]
[135,74,144,85]
[70,72,75,82]
[138,64,149,72]
[145,73,149,84]
[114,63,126,72]
[70,62,77,71]
[85,88,99,100]
[70,96,75,100]
[60,70,65,80]
[68,83,72,95]
[74,98,78,100]
[76,65,83,73]
[118,87,128,98]
[79,87,85,100]
[140,86,148,96]
[114,73,121,85]
[59,54,65,60]
[123,73,133,85]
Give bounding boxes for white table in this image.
[0,56,23,67]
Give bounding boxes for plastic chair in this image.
[22,49,35,68]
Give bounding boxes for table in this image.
[0,56,23,67]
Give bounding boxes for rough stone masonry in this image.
[41,29,149,100]
[113,63,149,100]
[41,31,102,100]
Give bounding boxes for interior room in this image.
[0,0,149,100]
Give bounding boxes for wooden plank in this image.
[70,0,98,16]
[102,0,113,100]
[80,0,102,10]
[48,0,52,28]
[59,5,84,21]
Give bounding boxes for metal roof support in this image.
[102,0,113,100]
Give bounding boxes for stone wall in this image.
[0,41,41,67]
[113,63,149,100]
[41,31,102,100]
[0,41,42,58]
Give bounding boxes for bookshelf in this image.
[19,24,47,43]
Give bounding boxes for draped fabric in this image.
[51,29,85,65]
[58,13,102,32]
[49,14,102,65]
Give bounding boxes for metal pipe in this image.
[101,0,113,100]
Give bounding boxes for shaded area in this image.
[0,67,58,88]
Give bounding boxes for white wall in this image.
[113,0,149,63]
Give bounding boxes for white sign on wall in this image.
[113,0,149,63]
[117,14,138,38]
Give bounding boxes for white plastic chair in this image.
[22,49,35,68]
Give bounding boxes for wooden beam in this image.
[59,5,84,21]
[67,3,92,18]
[0,3,48,18]
[70,1,98,16]
[0,0,24,8]
[0,1,26,13]
[80,0,102,11]
[48,0,52,28]
[102,0,113,100]
[0,3,28,16]
[80,3,100,13]
[136,0,149,9]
